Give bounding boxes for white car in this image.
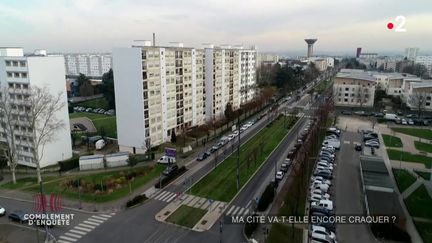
[310,225,336,240]
[408,119,414,125]
[365,140,380,148]
[309,193,325,203]
[401,119,408,125]
[232,131,239,137]
[311,176,331,186]
[310,183,329,192]
[310,190,330,199]
[311,199,334,211]
[316,165,333,172]
[0,206,5,216]
[317,162,333,169]
[276,171,284,180]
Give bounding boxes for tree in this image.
[0,85,20,184]
[224,102,234,122]
[409,91,427,118]
[101,69,115,109]
[24,86,67,183]
[403,63,429,79]
[79,81,94,97]
[171,129,177,144]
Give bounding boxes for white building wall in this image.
[112,48,147,154]
[26,56,73,167]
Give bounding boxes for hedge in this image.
[257,182,276,211]
[154,166,187,189]
[126,194,148,208]
[244,213,260,237]
[58,157,79,172]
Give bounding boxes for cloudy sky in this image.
[1,0,431,55]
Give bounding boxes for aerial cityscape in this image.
[0,1,432,243]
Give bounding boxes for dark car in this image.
[341,110,352,115]
[355,143,362,151]
[196,152,208,161]
[210,145,220,153]
[314,221,336,232]
[163,165,179,176]
[8,210,27,223]
[314,171,333,180]
[280,163,289,172]
[374,112,384,117]
[310,205,334,216]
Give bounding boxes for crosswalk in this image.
[225,205,250,217]
[149,190,179,203]
[57,213,115,243]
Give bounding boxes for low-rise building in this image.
[333,69,376,107]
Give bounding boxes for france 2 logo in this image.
[33,193,63,212]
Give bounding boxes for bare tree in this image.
[24,86,66,183]
[0,85,20,184]
[409,91,427,118]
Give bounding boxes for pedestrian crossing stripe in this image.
[226,205,251,217]
[57,213,116,243]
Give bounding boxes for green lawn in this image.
[266,223,303,243]
[70,112,117,138]
[405,185,432,219]
[3,165,164,203]
[382,134,403,147]
[387,149,432,168]
[189,116,297,202]
[414,221,432,243]
[1,176,56,190]
[415,141,432,153]
[75,97,109,110]
[415,171,432,181]
[166,205,208,228]
[392,169,417,193]
[392,127,432,140]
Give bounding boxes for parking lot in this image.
[333,130,377,243]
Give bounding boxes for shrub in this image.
[154,166,187,189]
[244,213,259,237]
[257,183,276,211]
[126,194,148,208]
[58,157,79,172]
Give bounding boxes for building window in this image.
[5,61,11,66]
[19,61,26,67]
[7,72,13,78]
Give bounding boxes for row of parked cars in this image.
[73,106,115,116]
[308,129,340,243]
[342,110,431,126]
[361,130,380,149]
[196,120,257,161]
[276,119,316,181]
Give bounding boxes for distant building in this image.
[376,57,398,72]
[359,53,378,59]
[406,81,432,111]
[333,69,376,107]
[308,57,334,71]
[405,47,419,61]
[0,47,72,168]
[64,54,112,77]
[356,47,362,58]
[256,53,279,66]
[415,56,432,77]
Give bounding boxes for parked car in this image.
[210,145,219,153]
[310,205,334,217]
[275,171,284,180]
[314,171,333,180]
[354,143,362,151]
[354,110,365,116]
[196,152,208,161]
[365,140,380,148]
[163,164,179,176]
[311,199,334,211]
[0,206,5,216]
[401,119,408,125]
[157,155,176,164]
[310,225,336,240]
[313,221,336,233]
[8,210,27,223]
[310,232,335,243]
[341,110,352,115]
[408,119,414,125]
[280,163,289,172]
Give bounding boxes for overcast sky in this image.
[1,0,431,55]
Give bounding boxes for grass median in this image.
[414,141,432,153]
[70,112,117,138]
[382,134,403,148]
[189,115,298,202]
[166,205,208,228]
[405,184,432,219]
[392,169,417,193]
[392,127,432,140]
[387,149,432,168]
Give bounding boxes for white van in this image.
[157,155,176,164]
[322,139,340,150]
[311,199,333,210]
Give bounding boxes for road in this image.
[335,131,378,243]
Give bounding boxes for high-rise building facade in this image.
[415,56,432,77]
[0,47,72,167]
[405,47,419,61]
[113,42,256,152]
[64,54,112,77]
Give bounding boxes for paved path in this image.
[402,180,422,199]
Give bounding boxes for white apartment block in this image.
[256,53,279,66]
[204,45,256,121]
[333,69,376,107]
[415,56,432,77]
[64,54,112,77]
[113,42,256,152]
[405,48,419,61]
[113,42,205,152]
[406,81,432,111]
[376,58,397,72]
[0,47,72,168]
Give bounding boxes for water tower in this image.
[305,39,317,58]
